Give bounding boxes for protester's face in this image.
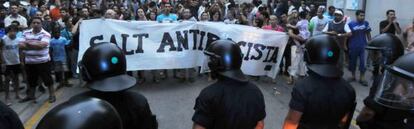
[357,13,365,21]
[183,9,191,19]
[45,16,52,22]
[281,14,287,22]
[65,18,72,27]
[60,10,68,17]
[120,7,126,13]
[150,12,157,20]
[269,16,278,25]
[387,11,396,19]
[113,6,119,12]
[137,9,145,18]
[7,30,16,38]
[104,10,116,19]
[227,12,234,20]
[0,9,6,16]
[31,19,42,30]
[288,1,292,6]
[53,31,60,38]
[213,12,220,21]
[201,13,209,21]
[36,12,43,18]
[163,4,172,13]
[243,8,250,15]
[334,14,343,22]
[40,5,47,11]
[91,4,98,10]
[317,8,323,16]
[82,8,89,17]
[10,5,19,14]
[329,8,335,14]
[190,0,198,7]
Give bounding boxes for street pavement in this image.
[1,68,371,129]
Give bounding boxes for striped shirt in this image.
[21,29,51,64]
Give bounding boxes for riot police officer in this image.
[73,42,157,129]
[356,34,410,129]
[0,101,24,129]
[192,40,266,129]
[282,34,356,129]
[36,97,123,129]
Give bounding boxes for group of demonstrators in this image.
[0,0,414,129]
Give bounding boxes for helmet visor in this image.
[375,69,414,110]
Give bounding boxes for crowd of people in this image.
[0,0,413,106]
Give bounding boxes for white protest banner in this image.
[79,19,288,78]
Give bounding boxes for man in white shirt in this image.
[4,4,27,29]
[309,7,329,36]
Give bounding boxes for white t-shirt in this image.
[1,36,23,65]
[4,15,28,28]
[309,16,330,36]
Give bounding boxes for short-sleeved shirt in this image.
[21,29,51,64]
[1,36,23,65]
[309,16,330,36]
[50,37,70,62]
[4,15,28,28]
[156,13,178,23]
[192,77,266,129]
[0,102,24,129]
[296,19,310,40]
[348,20,371,49]
[380,20,400,34]
[73,90,158,129]
[289,71,356,129]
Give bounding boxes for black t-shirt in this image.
[72,90,158,129]
[363,76,411,129]
[0,102,24,129]
[192,77,266,129]
[289,71,356,129]
[380,20,400,34]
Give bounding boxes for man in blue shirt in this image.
[156,2,178,23]
[347,10,371,86]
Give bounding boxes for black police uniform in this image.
[289,71,356,129]
[360,76,411,129]
[75,42,157,129]
[73,90,157,129]
[192,75,266,129]
[0,102,24,129]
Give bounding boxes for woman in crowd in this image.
[147,11,157,21]
[210,11,222,22]
[199,12,210,21]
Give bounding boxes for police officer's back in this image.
[283,35,356,129]
[74,43,157,129]
[0,101,24,129]
[192,40,266,129]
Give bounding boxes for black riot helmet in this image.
[366,33,404,66]
[36,97,123,129]
[204,40,247,82]
[304,34,342,78]
[375,52,414,110]
[78,42,136,92]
